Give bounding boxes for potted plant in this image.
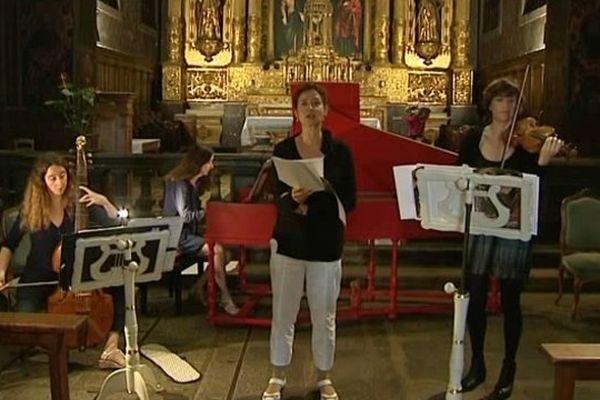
[45,74,97,147]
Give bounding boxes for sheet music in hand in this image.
[272,156,325,191]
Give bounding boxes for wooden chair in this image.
[555,188,600,319]
[1,207,30,310]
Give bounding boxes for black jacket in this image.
[272,131,357,261]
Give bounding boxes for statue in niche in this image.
[415,0,442,65]
[417,0,441,43]
[195,0,223,41]
[194,0,224,61]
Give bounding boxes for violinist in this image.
[0,153,126,369]
[457,78,563,399]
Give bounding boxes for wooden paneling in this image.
[95,47,154,111]
[477,50,546,119]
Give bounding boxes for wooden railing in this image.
[0,150,269,217]
[1,150,598,241]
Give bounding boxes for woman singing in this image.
[262,83,356,400]
[458,78,563,399]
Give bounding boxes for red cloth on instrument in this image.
[288,81,457,193]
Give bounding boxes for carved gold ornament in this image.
[187,69,227,101]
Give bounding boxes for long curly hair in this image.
[21,153,75,232]
[165,144,214,194]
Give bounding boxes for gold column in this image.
[374,0,390,64]
[162,0,185,103]
[232,0,247,63]
[247,0,262,63]
[452,0,471,69]
[451,0,472,105]
[391,0,407,65]
[363,1,372,60]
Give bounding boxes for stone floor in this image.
[1,281,600,400]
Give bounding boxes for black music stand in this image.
[60,219,181,400]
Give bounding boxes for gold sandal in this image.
[262,377,286,400]
[316,378,339,400]
[98,348,126,369]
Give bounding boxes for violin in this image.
[500,65,577,167]
[510,117,578,157]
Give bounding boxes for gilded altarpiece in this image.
[162,0,474,144]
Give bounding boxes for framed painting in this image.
[272,0,366,60]
[274,0,307,59]
[332,0,364,59]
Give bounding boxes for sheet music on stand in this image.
[59,219,184,400]
[393,164,540,400]
[393,164,539,241]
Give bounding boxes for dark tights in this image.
[466,274,524,363]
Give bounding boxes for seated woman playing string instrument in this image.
[0,153,126,369]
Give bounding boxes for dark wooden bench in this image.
[0,312,87,400]
[541,343,600,400]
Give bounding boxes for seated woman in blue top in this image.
[162,144,239,315]
[0,153,126,369]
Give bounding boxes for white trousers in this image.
[269,241,342,371]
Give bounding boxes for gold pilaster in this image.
[162,12,185,102]
[232,1,247,63]
[363,0,372,61]
[451,0,472,105]
[452,19,470,69]
[392,0,407,65]
[374,0,390,64]
[247,0,262,63]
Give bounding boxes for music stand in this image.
[60,219,181,400]
[394,164,538,400]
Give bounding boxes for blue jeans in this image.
[16,285,55,312]
[179,234,204,256]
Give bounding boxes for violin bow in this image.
[0,278,58,292]
[500,64,530,170]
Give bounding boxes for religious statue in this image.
[414,0,442,65]
[196,0,223,41]
[194,0,224,62]
[333,0,362,58]
[417,0,440,43]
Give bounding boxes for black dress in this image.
[458,128,540,280]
